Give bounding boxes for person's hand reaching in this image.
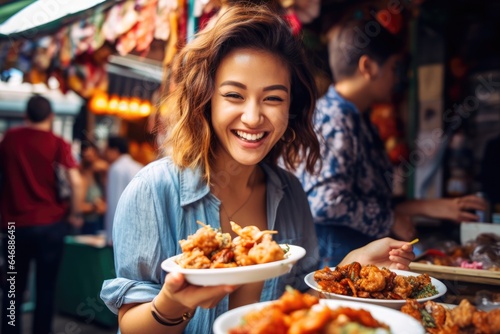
[437,195,488,223]
[339,238,415,270]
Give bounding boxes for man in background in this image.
[104,136,143,245]
[0,94,84,334]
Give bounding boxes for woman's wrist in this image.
[152,292,196,325]
[151,296,195,326]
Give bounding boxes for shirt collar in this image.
[179,165,210,206]
[177,163,286,207]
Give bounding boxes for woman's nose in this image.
[240,101,262,126]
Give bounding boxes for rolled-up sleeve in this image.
[100,174,166,314]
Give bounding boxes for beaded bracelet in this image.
[150,296,195,326]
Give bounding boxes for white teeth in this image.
[235,131,265,141]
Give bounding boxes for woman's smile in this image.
[233,130,267,142]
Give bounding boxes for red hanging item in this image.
[283,10,302,36]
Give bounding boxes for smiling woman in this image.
[99,3,416,334]
[100,4,322,333]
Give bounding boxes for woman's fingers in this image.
[164,272,188,293]
[391,262,411,270]
[163,272,236,310]
[387,252,413,270]
[389,247,415,261]
[388,240,416,267]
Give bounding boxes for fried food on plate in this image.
[177,221,285,269]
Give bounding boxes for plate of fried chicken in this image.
[214,288,425,334]
[305,263,447,309]
[161,221,306,286]
[401,298,500,334]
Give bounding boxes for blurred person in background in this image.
[293,18,487,267]
[79,140,108,235]
[104,136,143,245]
[0,94,84,334]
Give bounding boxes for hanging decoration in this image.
[0,0,313,120]
[371,103,409,165]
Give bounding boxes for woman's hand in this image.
[159,272,236,313]
[118,273,236,334]
[340,237,415,270]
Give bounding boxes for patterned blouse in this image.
[295,85,395,238]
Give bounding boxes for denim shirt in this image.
[100,157,319,333]
[294,86,394,238]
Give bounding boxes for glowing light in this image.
[117,97,129,115]
[107,95,120,114]
[128,97,141,117]
[138,100,152,117]
[89,91,108,114]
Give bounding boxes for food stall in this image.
[1,0,499,332]
[410,223,500,308]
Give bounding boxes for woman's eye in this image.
[265,96,284,102]
[222,92,242,99]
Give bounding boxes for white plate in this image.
[304,268,447,309]
[213,298,425,334]
[161,244,306,286]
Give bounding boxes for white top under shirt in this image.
[105,154,143,244]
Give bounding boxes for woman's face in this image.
[211,48,291,167]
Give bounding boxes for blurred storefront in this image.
[1,0,499,328]
[0,0,175,164]
[0,75,82,141]
[0,0,317,165]
[0,0,499,207]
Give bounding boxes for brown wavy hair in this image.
[161,3,320,182]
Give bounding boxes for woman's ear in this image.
[358,55,380,81]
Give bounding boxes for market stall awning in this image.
[0,0,115,39]
[0,0,36,25]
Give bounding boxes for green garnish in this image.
[420,309,436,328]
[411,283,438,299]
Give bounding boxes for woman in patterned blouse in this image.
[294,18,487,267]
